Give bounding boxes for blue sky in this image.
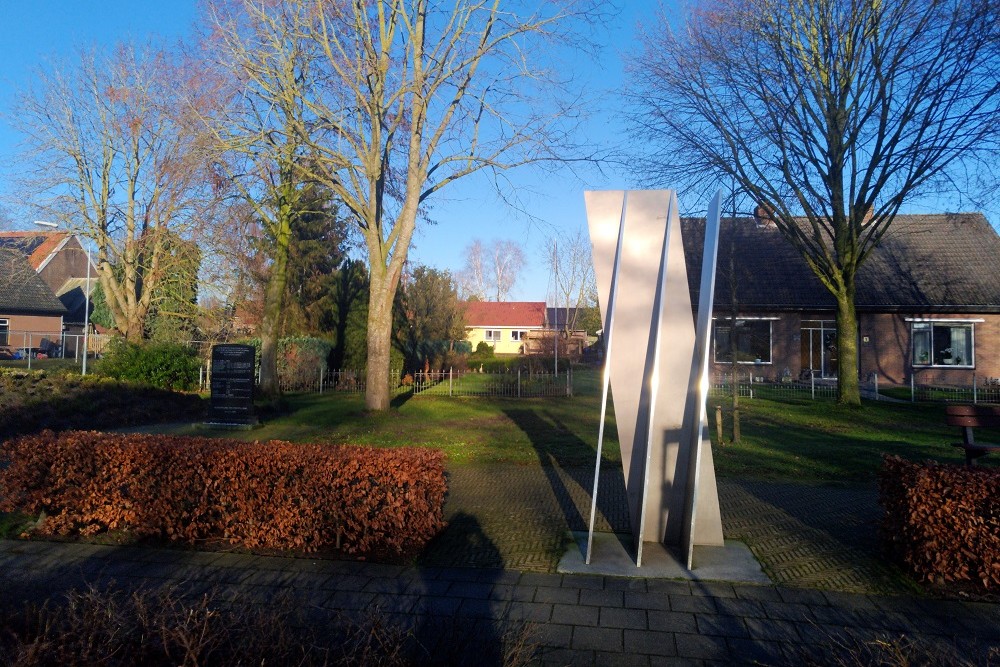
[1,2,995,304]
[0,0,654,303]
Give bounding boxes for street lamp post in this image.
[32,221,93,375]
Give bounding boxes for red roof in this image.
[461,301,546,328]
[0,231,71,270]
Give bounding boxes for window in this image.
[511,330,527,341]
[912,321,974,367]
[0,318,7,346]
[714,319,772,364]
[484,329,500,342]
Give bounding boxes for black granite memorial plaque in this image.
[206,344,258,426]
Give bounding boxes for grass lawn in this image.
[711,396,998,482]
[138,390,618,467]
[128,368,997,482]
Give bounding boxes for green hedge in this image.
[97,339,200,391]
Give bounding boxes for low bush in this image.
[97,339,200,391]
[878,455,1000,589]
[0,431,447,557]
[0,370,204,437]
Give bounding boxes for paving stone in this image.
[647,610,698,634]
[447,581,493,599]
[541,647,594,666]
[726,637,787,665]
[623,629,677,657]
[689,582,736,598]
[776,587,829,606]
[571,625,623,652]
[743,617,802,643]
[732,585,782,602]
[696,613,750,638]
[506,601,553,623]
[600,606,647,629]
[759,600,814,623]
[534,585,579,604]
[532,622,574,648]
[674,632,730,660]
[669,594,718,614]
[645,580,692,596]
[713,597,766,618]
[579,588,624,607]
[604,577,647,592]
[596,650,652,666]
[625,591,672,611]
[553,602,599,626]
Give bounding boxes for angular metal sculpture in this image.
[585,190,724,568]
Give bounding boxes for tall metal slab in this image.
[585,190,724,561]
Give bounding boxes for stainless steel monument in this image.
[585,190,724,568]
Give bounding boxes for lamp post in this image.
[32,221,93,375]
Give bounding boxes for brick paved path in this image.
[2,539,998,666]
[425,464,904,594]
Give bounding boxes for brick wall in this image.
[859,313,1000,386]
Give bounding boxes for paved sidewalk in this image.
[2,539,998,665]
[424,464,904,593]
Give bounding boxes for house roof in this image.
[0,231,72,271]
[461,301,546,328]
[682,213,1000,314]
[0,248,68,315]
[546,307,583,329]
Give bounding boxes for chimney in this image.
[754,203,776,228]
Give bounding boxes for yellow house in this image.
[462,301,546,355]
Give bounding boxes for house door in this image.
[800,320,837,378]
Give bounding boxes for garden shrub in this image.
[878,455,1000,589]
[0,370,204,437]
[0,431,447,557]
[98,339,200,391]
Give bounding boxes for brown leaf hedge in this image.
[0,431,447,556]
[878,455,1000,589]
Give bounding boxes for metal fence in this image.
[710,371,839,401]
[0,330,113,363]
[411,368,574,398]
[711,369,1000,404]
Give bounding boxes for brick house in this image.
[0,231,95,336]
[681,213,1000,386]
[0,247,67,357]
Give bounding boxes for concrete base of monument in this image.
[558,531,770,584]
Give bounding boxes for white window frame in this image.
[484,329,500,342]
[907,318,979,368]
[712,317,774,364]
[0,318,8,347]
[511,330,528,341]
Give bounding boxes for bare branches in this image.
[630,0,1000,404]
[13,44,221,340]
[458,237,525,302]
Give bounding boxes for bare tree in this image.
[630,0,1000,405]
[13,44,220,341]
[288,0,599,411]
[544,227,595,335]
[459,238,526,302]
[203,0,325,397]
[457,239,489,301]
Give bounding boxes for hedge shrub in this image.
[878,455,1000,589]
[98,339,200,391]
[0,431,447,557]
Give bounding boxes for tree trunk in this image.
[835,289,861,406]
[365,274,395,411]
[258,230,291,399]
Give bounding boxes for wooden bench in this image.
[945,404,1000,465]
